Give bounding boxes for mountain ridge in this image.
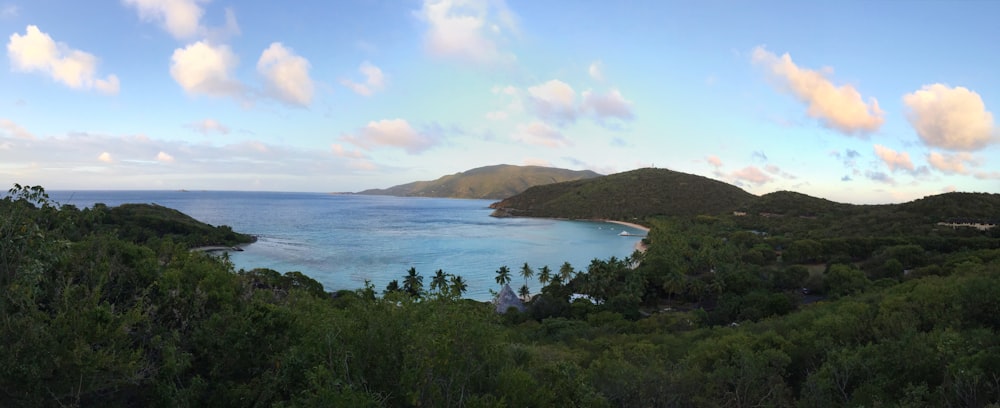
[357,164,601,199]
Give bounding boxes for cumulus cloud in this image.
[764,164,797,179]
[927,151,976,175]
[187,118,229,135]
[873,144,914,172]
[98,152,113,163]
[512,121,571,148]
[123,0,205,39]
[415,0,518,65]
[7,25,120,94]
[588,61,604,81]
[341,61,385,96]
[122,0,239,41]
[170,40,243,98]
[581,88,634,121]
[0,118,35,139]
[752,46,883,135]
[156,151,175,163]
[903,84,997,151]
[527,79,577,124]
[731,166,773,185]
[257,42,315,107]
[706,155,723,168]
[342,119,436,154]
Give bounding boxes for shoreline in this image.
[594,219,650,253]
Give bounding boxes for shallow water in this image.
[50,191,646,300]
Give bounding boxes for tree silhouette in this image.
[431,269,449,294]
[495,265,511,287]
[559,262,575,282]
[449,275,467,297]
[520,262,534,286]
[538,265,552,287]
[402,267,423,298]
[518,284,530,301]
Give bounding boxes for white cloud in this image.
[1,4,18,18]
[903,84,996,151]
[257,42,315,107]
[415,0,517,65]
[7,25,120,94]
[170,40,243,98]
[331,143,367,159]
[706,155,722,168]
[752,46,884,135]
[98,152,113,163]
[731,166,773,185]
[341,61,385,96]
[581,88,634,121]
[156,151,175,163]
[342,119,436,154]
[588,61,604,81]
[927,151,976,175]
[873,144,914,172]
[0,119,35,139]
[512,121,571,148]
[187,118,230,135]
[527,79,576,124]
[123,0,205,40]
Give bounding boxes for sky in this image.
[1,0,998,204]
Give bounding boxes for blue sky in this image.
[1,0,998,204]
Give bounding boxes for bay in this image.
[48,190,646,301]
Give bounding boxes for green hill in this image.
[488,167,756,220]
[357,164,601,199]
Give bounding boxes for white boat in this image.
[619,230,630,236]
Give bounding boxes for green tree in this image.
[403,267,424,298]
[520,262,534,288]
[825,264,869,298]
[449,275,467,297]
[538,265,552,287]
[430,269,449,294]
[496,265,511,287]
[519,283,531,301]
[559,261,575,281]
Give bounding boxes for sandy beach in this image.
[597,219,650,253]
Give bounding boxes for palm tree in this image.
[518,284,530,301]
[519,262,534,286]
[431,269,449,294]
[384,279,401,295]
[538,265,552,287]
[449,275,468,297]
[403,267,423,298]
[495,265,511,287]
[559,261,575,282]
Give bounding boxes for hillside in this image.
[489,167,756,220]
[357,164,601,199]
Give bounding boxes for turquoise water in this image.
[49,191,646,300]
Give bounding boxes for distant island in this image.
[356,164,601,199]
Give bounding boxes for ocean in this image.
[48,190,647,301]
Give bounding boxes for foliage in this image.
[358,164,600,199]
[5,184,1000,407]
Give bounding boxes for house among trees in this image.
[494,284,524,313]
[937,218,998,231]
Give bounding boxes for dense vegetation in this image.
[3,183,1000,407]
[358,164,601,199]
[489,167,757,219]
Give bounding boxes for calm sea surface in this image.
[48,191,646,301]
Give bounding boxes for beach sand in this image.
[597,219,650,253]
